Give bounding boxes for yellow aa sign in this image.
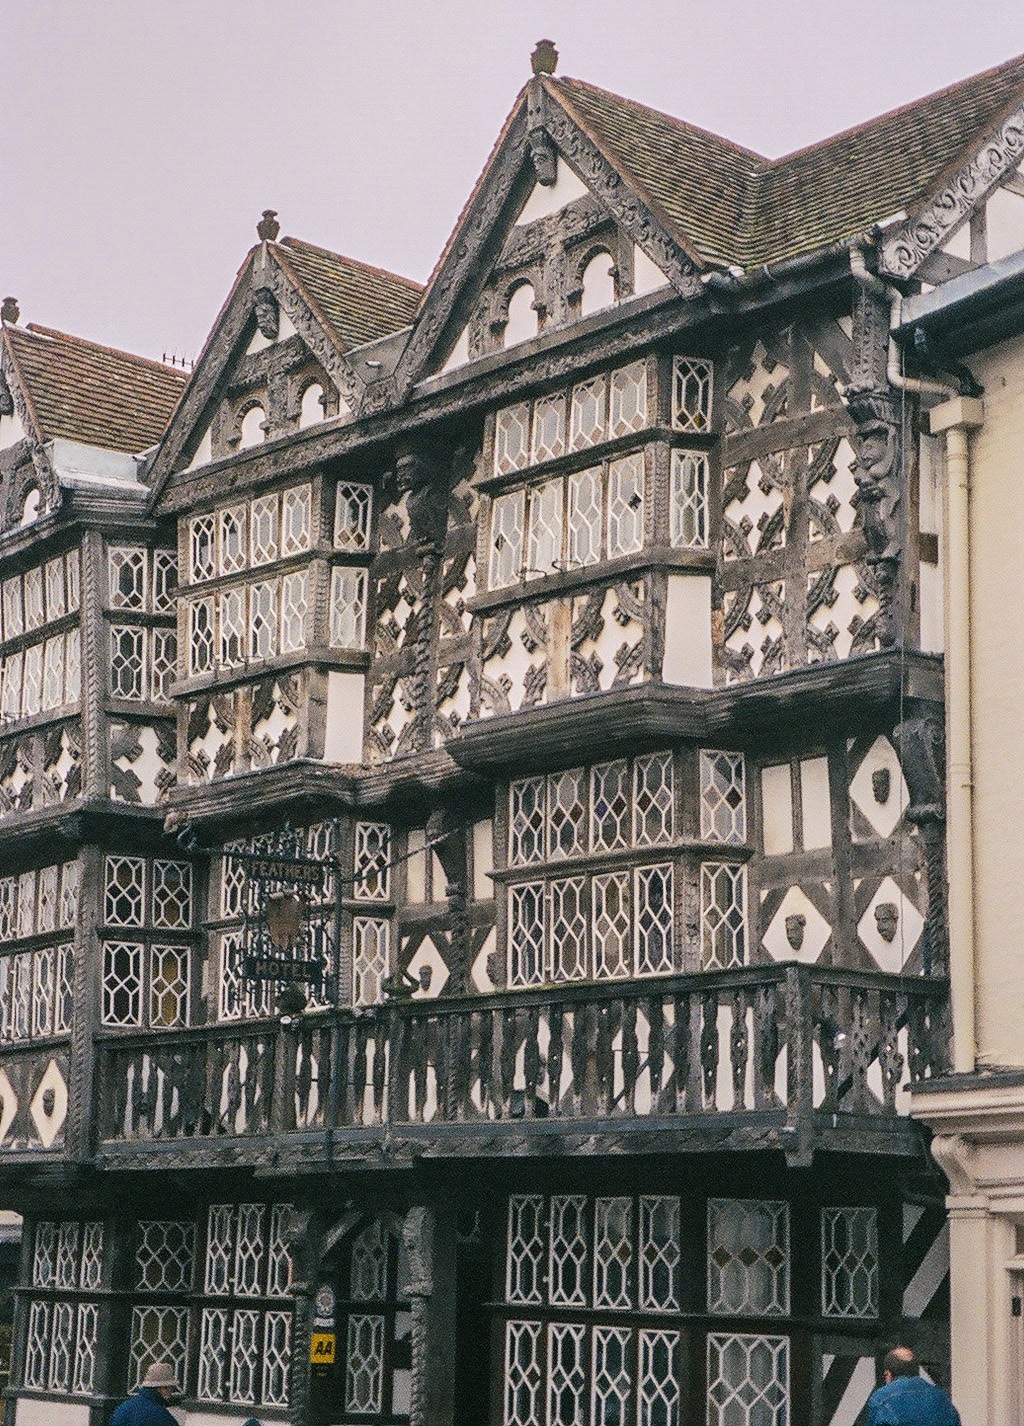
[310,1332,336,1364]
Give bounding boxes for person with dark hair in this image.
[867,1346,961,1426]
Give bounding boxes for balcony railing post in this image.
[783,963,814,1166]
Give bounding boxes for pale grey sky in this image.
[2,1,1023,363]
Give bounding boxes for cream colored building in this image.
[905,250,1024,1426]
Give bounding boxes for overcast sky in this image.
[2,1,1023,363]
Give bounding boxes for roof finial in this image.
[531,39,558,77]
[1,297,20,326]
[256,210,280,242]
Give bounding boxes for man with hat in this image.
[109,1362,180,1424]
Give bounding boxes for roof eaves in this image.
[1,327,46,443]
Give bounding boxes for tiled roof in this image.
[3,323,186,453]
[273,237,423,348]
[551,52,1024,268]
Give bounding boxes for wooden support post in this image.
[402,1205,458,1426]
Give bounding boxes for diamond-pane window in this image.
[24,1301,49,1388]
[707,1333,789,1426]
[701,751,746,843]
[593,1325,632,1425]
[152,550,177,612]
[355,822,391,900]
[280,570,309,652]
[701,863,747,969]
[593,871,630,980]
[335,482,373,551]
[110,625,146,699]
[2,577,23,638]
[330,566,367,648]
[262,1310,292,1407]
[102,941,143,1026]
[351,1219,389,1301]
[531,395,566,464]
[510,776,546,866]
[639,1196,680,1309]
[55,943,74,1033]
[137,1220,195,1292]
[281,485,312,556]
[205,1205,234,1294]
[609,361,648,437]
[220,587,245,667]
[250,494,279,566]
[547,768,587,860]
[22,643,42,715]
[268,1204,294,1297]
[23,566,44,629]
[61,862,80,927]
[33,1222,57,1286]
[105,855,145,925]
[490,489,526,589]
[190,513,217,582]
[45,557,65,620]
[151,628,177,702]
[250,579,278,660]
[548,1322,587,1426]
[594,1198,633,1309]
[671,449,710,547]
[549,1195,588,1307]
[198,1307,229,1401]
[1,649,22,721]
[672,356,713,433]
[353,918,389,1006]
[346,1313,385,1413]
[189,597,215,674]
[66,551,81,610]
[80,1221,104,1289]
[495,403,532,476]
[821,1206,878,1319]
[592,760,631,851]
[635,864,674,975]
[634,751,674,846]
[505,1320,542,1426]
[527,477,563,579]
[220,506,247,574]
[639,1329,681,1426]
[568,466,602,568]
[109,547,148,610]
[65,628,82,702]
[509,881,545,987]
[549,877,588,982]
[17,871,35,937]
[73,1302,99,1395]
[37,865,57,934]
[42,638,63,709]
[150,944,191,1027]
[32,947,54,1038]
[708,1198,790,1316]
[234,1203,267,1297]
[506,1196,546,1305]
[130,1305,190,1392]
[607,452,645,556]
[571,375,607,449]
[55,1220,80,1288]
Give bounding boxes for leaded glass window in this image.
[527,477,563,579]
[109,547,147,608]
[707,1333,789,1426]
[280,569,309,652]
[707,1199,790,1316]
[330,566,367,648]
[571,375,607,449]
[189,597,215,674]
[353,917,390,1006]
[671,449,710,548]
[335,482,373,550]
[220,506,248,574]
[820,1206,878,1319]
[110,625,146,699]
[490,489,526,589]
[672,356,713,433]
[219,587,246,667]
[250,579,278,660]
[281,484,312,555]
[567,467,602,568]
[190,513,217,582]
[701,864,747,969]
[610,361,648,437]
[354,822,391,899]
[532,395,566,464]
[607,452,645,556]
[495,403,532,476]
[700,752,747,843]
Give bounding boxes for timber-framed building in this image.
[4,40,1024,1426]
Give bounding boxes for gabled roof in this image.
[2,323,186,453]
[553,51,1024,268]
[271,238,424,348]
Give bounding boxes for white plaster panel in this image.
[185,425,212,471]
[809,564,876,660]
[810,437,858,535]
[724,458,783,558]
[725,582,784,679]
[324,671,365,764]
[407,935,450,998]
[16,1404,89,1426]
[940,222,972,261]
[473,819,494,900]
[761,764,794,855]
[727,340,789,427]
[762,885,831,963]
[857,875,924,973]
[662,574,712,687]
[986,184,1024,262]
[800,756,832,849]
[0,406,26,450]
[245,307,297,354]
[849,735,908,838]
[481,605,545,715]
[515,157,588,224]
[633,243,671,296]
[440,325,471,373]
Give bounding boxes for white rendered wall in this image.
[16,1402,90,1426]
[323,671,365,764]
[515,157,588,225]
[633,243,671,296]
[961,334,1024,1066]
[0,404,26,450]
[504,284,538,346]
[661,575,713,687]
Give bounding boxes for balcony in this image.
[91,965,949,1170]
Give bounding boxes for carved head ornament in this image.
[785,913,807,952]
[874,902,899,944]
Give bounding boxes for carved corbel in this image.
[846,383,901,647]
[930,1132,981,1197]
[253,286,280,341]
[528,127,558,185]
[895,716,948,976]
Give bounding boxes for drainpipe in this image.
[848,242,983,1072]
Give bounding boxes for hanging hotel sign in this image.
[226,828,335,991]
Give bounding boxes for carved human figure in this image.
[874,902,899,944]
[849,403,900,563]
[396,451,449,552]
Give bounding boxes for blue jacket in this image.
[109,1387,179,1426]
[868,1376,961,1426]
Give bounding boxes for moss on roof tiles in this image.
[4,324,186,453]
[551,52,1024,269]
[275,238,423,348]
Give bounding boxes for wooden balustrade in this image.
[92,966,949,1150]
